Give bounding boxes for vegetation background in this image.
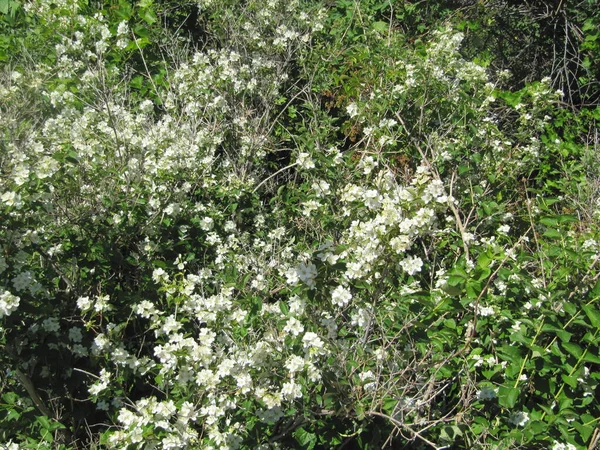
[1,0,599,448]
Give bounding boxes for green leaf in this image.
[6,410,20,421]
[443,318,456,330]
[529,420,547,434]
[383,397,397,415]
[543,229,562,239]
[557,214,578,224]
[130,76,144,89]
[582,304,600,328]
[372,21,388,33]
[563,302,577,315]
[561,342,583,359]
[2,392,18,404]
[539,216,558,227]
[140,7,157,24]
[36,416,52,430]
[441,284,463,296]
[583,352,600,364]
[439,425,464,442]
[279,301,289,315]
[153,260,168,269]
[498,386,520,408]
[447,274,466,287]
[542,323,572,342]
[293,427,317,449]
[572,422,594,442]
[561,374,578,388]
[498,345,522,363]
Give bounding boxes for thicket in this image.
[1,0,599,449]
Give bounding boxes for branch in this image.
[14,368,54,418]
[367,411,450,450]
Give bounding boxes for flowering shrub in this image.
[1,0,599,449]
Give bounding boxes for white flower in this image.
[508,411,529,427]
[42,317,60,333]
[478,306,495,317]
[281,380,302,400]
[77,296,93,311]
[358,370,375,382]
[72,344,88,357]
[498,224,511,235]
[399,255,423,275]
[350,307,371,328]
[346,102,359,118]
[477,386,497,401]
[390,235,411,253]
[285,266,300,285]
[312,180,330,197]
[94,294,111,312]
[117,20,129,36]
[164,203,181,216]
[331,285,352,307]
[283,317,304,336]
[12,271,34,292]
[89,379,109,396]
[296,262,318,288]
[296,152,315,170]
[302,200,321,217]
[96,400,109,411]
[199,216,214,231]
[68,327,83,342]
[359,156,377,175]
[1,191,21,207]
[235,372,253,394]
[135,300,158,318]
[302,331,325,353]
[152,268,169,284]
[93,334,110,353]
[552,442,577,450]
[285,355,305,373]
[0,291,20,318]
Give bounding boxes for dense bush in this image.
[1,0,598,449]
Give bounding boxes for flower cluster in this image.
[0,291,20,319]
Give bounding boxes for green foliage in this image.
[1,0,598,449]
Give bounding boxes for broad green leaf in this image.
[279,301,289,315]
[447,275,465,287]
[36,416,52,430]
[6,410,20,421]
[583,352,600,364]
[582,304,600,328]
[372,21,388,33]
[561,342,583,359]
[498,345,522,363]
[561,374,577,388]
[539,216,558,227]
[542,323,572,342]
[2,392,18,404]
[557,214,578,224]
[543,229,562,239]
[498,386,520,408]
[572,422,594,442]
